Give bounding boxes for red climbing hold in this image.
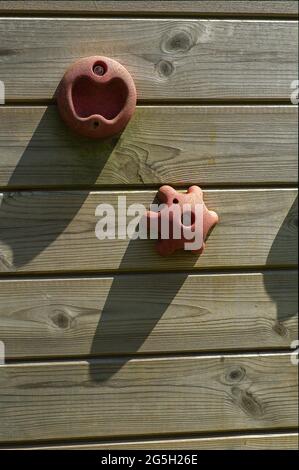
[146,185,218,256]
[56,56,136,139]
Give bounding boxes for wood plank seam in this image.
[0,431,298,450]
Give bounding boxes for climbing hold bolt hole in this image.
[93,121,100,128]
[93,62,107,77]
[173,198,179,204]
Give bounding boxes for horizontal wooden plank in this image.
[0,189,297,274]
[0,354,297,442]
[5,433,298,450]
[1,106,297,188]
[0,19,297,101]
[0,271,297,359]
[0,1,297,17]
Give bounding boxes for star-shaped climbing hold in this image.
[146,185,218,256]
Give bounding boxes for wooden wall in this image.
[0,1,298,449]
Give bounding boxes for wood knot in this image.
[161,29,193,53]
[156,60,174,78]
[273,321,289,337]
[232,387,264,418]
[225,366,246,384]
[51,310,71,329]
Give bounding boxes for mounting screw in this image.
[93,64,106,76]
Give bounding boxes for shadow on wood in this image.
[264,195,298,327]
[88,234,199,382]
[0,106,120,271]
[88,190,202,381]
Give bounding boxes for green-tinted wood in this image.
[0,106,297,188]
[0,189,297,274]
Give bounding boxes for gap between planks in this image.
[4,349,297,366]
[0,431,298,450]
[0,14,297,21]
[0,0,297,18]
[3,99,296,105]
[0,184,298,192]
[0,265,296,279]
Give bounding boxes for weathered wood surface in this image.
[0,19,297,101]
[0,106,297,188]
[6,433,298,450]
[0,1,297,17]
[0,271,297,359]
[0,354,297,442]
[0,189,297,274]
[0,5,297,450]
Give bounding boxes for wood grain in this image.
[5,433,298,450]
[0,271,297,359]
[0,354,297,442]
[0,19,297,101]
[0,106,297,188]
[0,189,297,274]
[0,1,297,17]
